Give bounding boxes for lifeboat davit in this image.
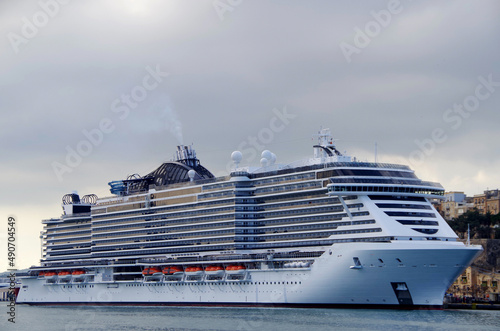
[162,266,184,275]
[205,265,224,276]
[185,266,204,276]
[225,265,247,275]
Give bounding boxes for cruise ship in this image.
[17,129,482,308]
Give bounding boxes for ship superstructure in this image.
[17,129,482,308]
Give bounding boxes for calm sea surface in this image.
[2,305,500,331]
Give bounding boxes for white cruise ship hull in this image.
[18,131,484,308]
[17,241,481,308]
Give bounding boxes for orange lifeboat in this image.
[205,265,224,275]
[58,270,72,281]
[142,267,162,276]
[44,271,57,280]
[38,271,45,278]
[225,265,247,274]
[185,266,204,276]
[162,266,183,275]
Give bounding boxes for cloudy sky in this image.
[1,0,499,270]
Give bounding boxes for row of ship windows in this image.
[46,235,393,260]
[237,216,344,227]
[94,196,345,229]
[317,169,417,179]
[45,254,92,261]
[125,281,302,287]
[91,237,233,252]
[198,191,235,200]
[45,230,91,238]
[94,222,346,245]
[255,182,321,195]
[93,206,235,227]
[46,243,91,250]
[385,211,436,218]
[94,181,347,223]
[253,173,316,186]
[94,229,236,244]
[263,192,357,204]
[375,203,432,210]
[93,215,235,234]
[45,226,92,235]
[234,236,391,250]
[368,195,426,202]
[202,182,237,191]
[48,215,351,242]
[46,219,378,248]
[92,222,235,239]
[233,197,339,211]
[93,204,347,233]
[329,186,444,196]
[45,211,372,242]
[241,211,370,227]
[69,228,382,254]
[254,205,346,218]
[91,245,233,257]
[45,238,91,245]
[94,209,359,237]
[92,197,344,230]
[91,230,349,252]
[241,191,327,204]
[47,197,356,236]
[44,222,91,232]
[237,223,342,233]
[93,198,233,221]
[46,249,91,256]
[238,228,382,242]
[397,220,439,226]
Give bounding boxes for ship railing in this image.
[329,177,443,188]
[33,252,324,272]
[61,212,92,219]
[137,251,324,265]
[246,162,411,179]
[97,175,232,200]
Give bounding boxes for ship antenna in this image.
[374,142,378,163]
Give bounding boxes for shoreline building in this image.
[438,192,473,221]
[473,190,500,215]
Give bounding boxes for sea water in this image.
[2,305,500,331]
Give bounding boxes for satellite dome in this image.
[261,150,272,160]
[270,153,277,165]
[231,151,243,163]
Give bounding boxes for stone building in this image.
[447,239,500,302]
[473,189,500,215]
[440,191,473,221]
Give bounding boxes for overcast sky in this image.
[1,0,499,270]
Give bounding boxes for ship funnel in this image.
[312,128,351,162]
